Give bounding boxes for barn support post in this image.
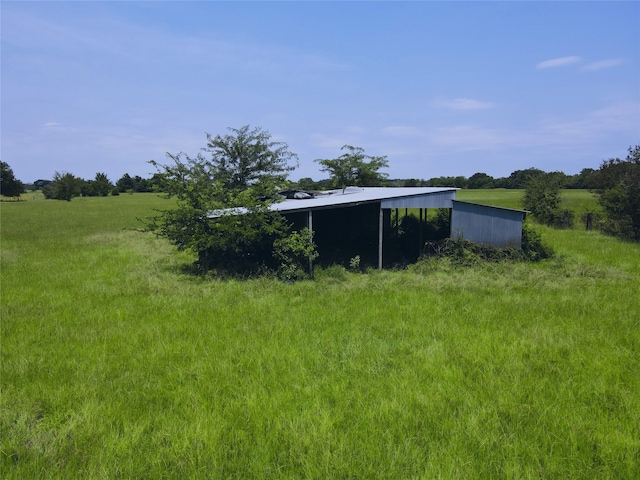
[378,208,384,270]
[307,210,314,277]
[419,208,423,257]
[395,208,399,236]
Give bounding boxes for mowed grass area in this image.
[457,188,602,218]
[2,192,638,478]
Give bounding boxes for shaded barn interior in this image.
[278,188,460,268]
[284,203,383,267]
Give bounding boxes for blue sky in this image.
[2,1,639,184]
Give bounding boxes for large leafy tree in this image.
[468,172,495,189]
[315,145,389,188]
[149,126,302,274]
[44,171,82,201]
[496,168,546,189]
[81,172,113,197]
[0,162,25,198]
[592,145,640,240]
[92,172,112,196]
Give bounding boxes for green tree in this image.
[116,173,135,192]
[425,176,468,188]
[468,172,495,189]
[522,174,563,226]
[149,126,304,274]
[0,162,25,198]
[566,168,597,189]
[497,168,546,189]
[93,172,112,196]
[592,145,640,240]
[315,145,388,188]
[117,173,155,193]
[296,177,318,191]
[47,172,82,201]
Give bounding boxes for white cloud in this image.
[43,122,62,127]
[582,58,624,71]
[426,101,639,154]
[537,102,639,143]
[536,56,581,69]
[439,98,494,110]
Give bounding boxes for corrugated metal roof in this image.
[452,200,528,214]
[271,187,458,213]
[209,187,458,218]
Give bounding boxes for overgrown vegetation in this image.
[420,222,554,267]
[273,227,318,281]
[591,145,640,240]
[2,193,638,478]
[147,125,311,277]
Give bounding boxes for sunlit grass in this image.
[1,193,638,478]
[457,188,600,215]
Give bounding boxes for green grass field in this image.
[2,191,638,478]
[457,188,601,217]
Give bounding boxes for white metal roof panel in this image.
[271,187,458,213]
[208,187,458,218]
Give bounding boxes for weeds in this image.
[420,223,553,268]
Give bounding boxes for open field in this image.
[1,192,638,478]
[457,188,601,218]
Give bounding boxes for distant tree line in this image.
[292,167,598,191]
[3,141,637,242]
[3,160,602,202]
[19,172,164,201]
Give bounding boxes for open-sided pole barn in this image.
[210,187,527,270]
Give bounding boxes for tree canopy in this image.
[522,174,563,226]
[0,162,25,198]
[148,126,309,275]
[592,145,640,240]
[315,145,388,188]
[43,172,83,201]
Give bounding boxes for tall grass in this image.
[1,193,638,478]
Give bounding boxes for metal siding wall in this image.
[451,202,523,248]
[381,191,456,209]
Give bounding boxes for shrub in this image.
[523,174,562,226]
[273,228,318,281]
[521,222,555,261]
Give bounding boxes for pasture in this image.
[1,191,638,478]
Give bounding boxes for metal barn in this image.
[210,187,526,269]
